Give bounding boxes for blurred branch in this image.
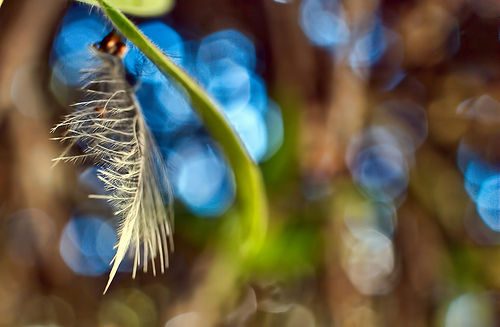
[0,0,76,324]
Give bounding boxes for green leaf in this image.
[94,0,269,260]
[78,0,175,17]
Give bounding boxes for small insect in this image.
[93,30,127,57]
[52,30,174,293]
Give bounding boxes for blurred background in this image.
[1,0,500,326]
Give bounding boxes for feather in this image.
[52,41,174,294]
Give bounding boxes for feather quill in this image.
[52,32,174,293]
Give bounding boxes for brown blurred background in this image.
[1,0,500,326]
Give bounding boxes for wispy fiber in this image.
[52,46,174,293]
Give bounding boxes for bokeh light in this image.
[135,82,199,134]
[59,215,117,276]
[476,175,500,231]
[343,229,396,295]
[350,143,409,203]
[349,18,398,79]
[197,29,257,72]
[464,158,497,201]
[52,7,109,59]
[456,94,500,233]
[124,21,184,83]
[263,99,284,161]
[460,95,500,122]
[445,292,497,327]
[165,312,201,327]
[372,100,428,153]
[299,0,350,48]
[168,137,235,217]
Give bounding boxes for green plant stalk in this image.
[93,0,268,260]
[78,0,175,17]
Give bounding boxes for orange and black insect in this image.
[93,30,127,57]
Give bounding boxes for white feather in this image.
[52,48,174,293]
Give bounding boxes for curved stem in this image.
[94,0,268,259]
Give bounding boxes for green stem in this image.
[94,0,268,259]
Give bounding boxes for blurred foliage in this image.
[1,0,500,326]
